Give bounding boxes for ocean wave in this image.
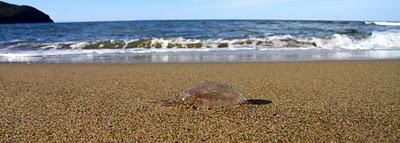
[1,31,400,54]
[365,21,400,26]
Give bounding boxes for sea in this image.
[1,20,400,64]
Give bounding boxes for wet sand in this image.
[0,61,399,142]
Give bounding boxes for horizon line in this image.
[54,18,399,23]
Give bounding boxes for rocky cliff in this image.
[0,1,53,24]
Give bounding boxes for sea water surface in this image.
[1,20,400,63]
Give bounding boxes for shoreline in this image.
[1,60,399,142]
[1,58,400,65]
[2,49,400,64]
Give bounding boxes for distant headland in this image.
[0,1,53,24]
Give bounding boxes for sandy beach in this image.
[0,61,399,142]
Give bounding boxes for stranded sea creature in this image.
[151,81,249,109]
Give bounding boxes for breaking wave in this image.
[1,30,400,57]
[365,21,400,26]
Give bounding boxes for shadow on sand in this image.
[247,99,272,105]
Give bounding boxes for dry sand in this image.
[0,61,399,142]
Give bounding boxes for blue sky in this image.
[5,0,400,22]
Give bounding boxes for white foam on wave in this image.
[311,30,400,49]
[365,21,400,26]
[70,42,89,49]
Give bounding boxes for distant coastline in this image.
[0,1,53,24]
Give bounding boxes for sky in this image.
[5,0,400,22]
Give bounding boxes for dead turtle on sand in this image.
[151,81,249,109]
